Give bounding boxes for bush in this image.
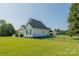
[0,23,16,36]
[20,34,23,37]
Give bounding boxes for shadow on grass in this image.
[73,37,79,40]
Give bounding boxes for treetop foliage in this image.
[67,3,79,36]
[0,20,16,36]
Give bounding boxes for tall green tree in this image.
[67,3,79,36]
[6,23,16,36]
[0,20,16,36]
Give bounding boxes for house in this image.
[18,18,51,37]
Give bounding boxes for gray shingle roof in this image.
[28,18,49,29]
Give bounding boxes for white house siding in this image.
[18,26,26,37]
[32,28,49,37]
[18,23,49,37]
[24,23,33,37]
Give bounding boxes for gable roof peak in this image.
[28,18,49,29]
[29,18,40,22]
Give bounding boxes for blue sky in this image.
[0,3,70,30]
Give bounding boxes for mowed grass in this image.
[0,35,79,56]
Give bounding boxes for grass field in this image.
[0,35,79,56]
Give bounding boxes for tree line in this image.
[54,3,79,37]
[0,20,16,36]
[67,3,79,37]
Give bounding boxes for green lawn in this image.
[0,35,79,56]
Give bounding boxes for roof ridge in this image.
[29,18,41,22]
[28,18,49,29]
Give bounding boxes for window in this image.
[26,30,27,34]
[30,29,31,35]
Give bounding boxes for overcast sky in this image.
[0,3,70,30]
